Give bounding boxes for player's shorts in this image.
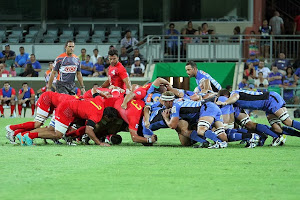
[265,92,286,115]
[54,103,75,134]
[218,96,234,115]
[200,102,223,122]
[56,81,76,95]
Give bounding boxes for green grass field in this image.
[1,117,300,200]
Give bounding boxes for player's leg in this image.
[30,99,35,116]
[17,100,23,116]
[10,99,16,117]
[274,107,300,130]
[214,121,228,142]
[0,100,4,117]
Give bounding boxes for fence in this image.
[144,34,300,64]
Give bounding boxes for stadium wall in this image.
[151,63,236,90]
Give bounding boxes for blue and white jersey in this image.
[231,90,285,114]
[195,70,222,92]
[177,89,195,100]
[170,99,202,123]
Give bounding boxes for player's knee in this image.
[282,118,293,126]
[245,122,256,130]
[271,123,282,134]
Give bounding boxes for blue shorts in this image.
[265,92,286,115]
[200,102,223,122]
[218,96,234,115]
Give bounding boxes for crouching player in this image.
[16,93,111,146]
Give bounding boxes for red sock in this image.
[10,105,15,115]
[13,129,26,136]
[10,121,35,131]
[18,104,22,116]
[0,105,3,115]
[31,104,35,115]
[21,131,28,136]
[28,132,39,139]
[66,126,86,137]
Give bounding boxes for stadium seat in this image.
[110,27,122,37]
[108,36,120,43]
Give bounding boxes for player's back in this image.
[173,99,202,122]
[50,92,77,108]
[233,90,270,110]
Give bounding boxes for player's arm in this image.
[143,106,151,128]
[85,121,110,146]
[166,85,184,98]
[152,77,170,87]
[162,109,179,129]
[121,91,135,109]
[216,93,239,106]
[129,128,157,144]
[201,79,213,91]
[47,69,57,91]
[0,94,3,101]
[18,89,26,101]
[76,71,86,94]
[29,89,35,101]
[123,77,132,92]
[101,80,110,88]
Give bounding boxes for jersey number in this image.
[90,101,102,110]
[131,100,142,110]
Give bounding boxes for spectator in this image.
[14,46,29,68]
[81,54,94,77]
[230,26,241,42]
[17,82,35,117]
[0,44,16,67]
[244,62,256,80]
[182,21,198,49]
[93,57,105,77]
[294,14,300,35]
[130,48,144,65]
[166,23,180,55]
[120,30,139,53]
[246,53,259,70]
[285,66,296,85]
[19,63,38,77]
[281,79,299,105]
[256,60,270,78]
[0,63,10,77]
[255,72,269,88]
[10,65,16,77]
[79,48,86,61]
[0,82,16,118]
[90,49,102,65]
[119,46,130,67]
[238,76,248,89]
[259,20,272,59]
[273,53,291,76]
[249,31,259,56]
[130,57,145,77]
[268,65,283,86]
[25,54,41,76]
[269,11,284,36]
[199,23,209,35]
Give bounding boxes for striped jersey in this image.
[195,70,222,92]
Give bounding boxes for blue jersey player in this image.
[217,89,300,145]
[185,61,222,92]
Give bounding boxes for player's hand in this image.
[46,88,51,92]
[99,142,110,147]
[162,109,170,119]
[121,103,127,109]
[216,101,226,106]
[81,88,86,94]
[151,134,157,143]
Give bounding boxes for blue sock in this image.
[256,124,279,138]
[227,131,243,142]
[190,130,207,143]
[292,120,300,130]
[204,130,222,142]
[282,126,300,137]
[236,128,248,134]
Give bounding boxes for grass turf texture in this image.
[1,118,300,200]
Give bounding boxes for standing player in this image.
[47,40,85,95]
[0,82,16,118]
[101,49,131,92]
[185,61,222,92]
[17,82,35,117]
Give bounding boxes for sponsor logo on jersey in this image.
[136,91,141,95]
[111,70,116,75]
[63,65,77,73]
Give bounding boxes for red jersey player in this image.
[17,94,112,146]
[101,49,131,92]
